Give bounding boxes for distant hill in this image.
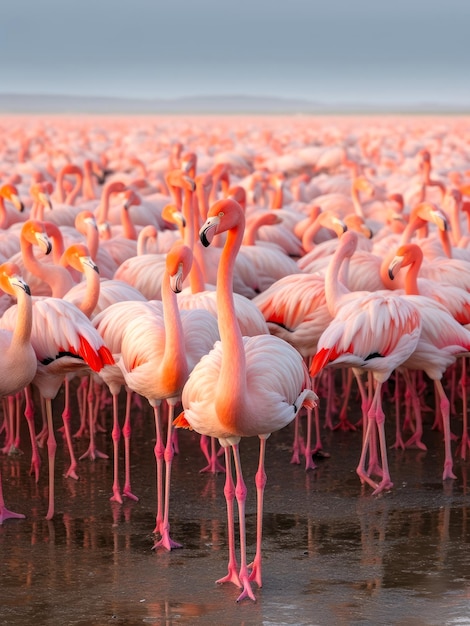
[0,92,468,115]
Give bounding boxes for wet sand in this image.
[1,387,470,625]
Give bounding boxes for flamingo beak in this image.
[170,263,184,293]
[199,216,220,247]
[388,255,404,280]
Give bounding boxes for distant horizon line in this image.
[0,91,469,115]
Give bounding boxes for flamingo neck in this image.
[12,283,33,347]
[77,265,101,319]
[183,187,207,292]
[216,221,246,389]
[21,238,75,298]
[271,184,283,209]
[243,212,273,246]
[351,182,366,218]
[65,174,83,206]
[120,206,138,240]
[324,240,354,317]
[159,270,188,394]
[82,164,97,200]
[402,257,420,296]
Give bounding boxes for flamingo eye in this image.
[218,211,224,217]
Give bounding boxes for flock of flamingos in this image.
[1,113,470,601]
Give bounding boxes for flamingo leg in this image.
[216,445,241,588]
[153,400,182,550]
[61,379,79,479]
[79,379,108,461]
[123,387,138,501]
[435,380,457,480]
[456,357,470,460]
[45,398,57,520]
[152,402,164,538]
[303,407,318,470]
[24,386,41,482]
[248,435,267,588]
[109,392,122,503]
[231,443,256,602]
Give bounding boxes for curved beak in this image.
[36,231,52,255]
[39,191,52,210]
[170,263,184,293]
[82,256,100,274]
[388,254,404,281]
[11,275,31,296]
[199,215,220,247]
[11,193,24,213]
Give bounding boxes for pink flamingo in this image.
[0,183,25,229]
[176,198,318,602]
[310,231,422,495]
[0,262,36,523]
[387,243,470,472]
[118,243,219,549]
[0,284,115,518]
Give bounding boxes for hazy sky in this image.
[2,0,470,106]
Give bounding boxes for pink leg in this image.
[123,388,138,501]
[61,380,79,479]
[0,468,25,524]
[152,402,164,537]
[109,392,122,503]
[45,398,57,520]
[403,371,427,451]
[357,382,393,494]
[248,436,267,588]
[79,381,108,461]
[392,371,406,450]
[216,445,241,588]
[12,392,22,452]
[303,407,317,470]
[24,387,41,482]
[335,369,357,431]
[231,443,256,602]
[1,395,15,454]
[199,435,225,474]
[435,380,457,480]
[153,400,182,550]
[290,413,302,465]
[372,383,394,495]
[74,375,90,438]
[456,357,470,460]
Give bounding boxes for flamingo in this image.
[386,244,470,474]
[310,231,422,495]
[175,198,318,602]
[0,262,36,523]
[117,243,219,549]
[0,282,115,518]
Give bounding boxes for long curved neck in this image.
[65,174,83,206]
[215,220,247,420]
[182,187,206,293]
[77,265,100,318]
[351,180,366,218]
[243,212,275,246]
[120,206,138,240]
[55,170,66,203]
[21,237,75,297]
[324,242,353,317]
[11,284,33,347]
[159,271,188,394]
[83,163,97,200]
[97,185,115,223]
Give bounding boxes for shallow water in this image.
[1,390,470,626]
